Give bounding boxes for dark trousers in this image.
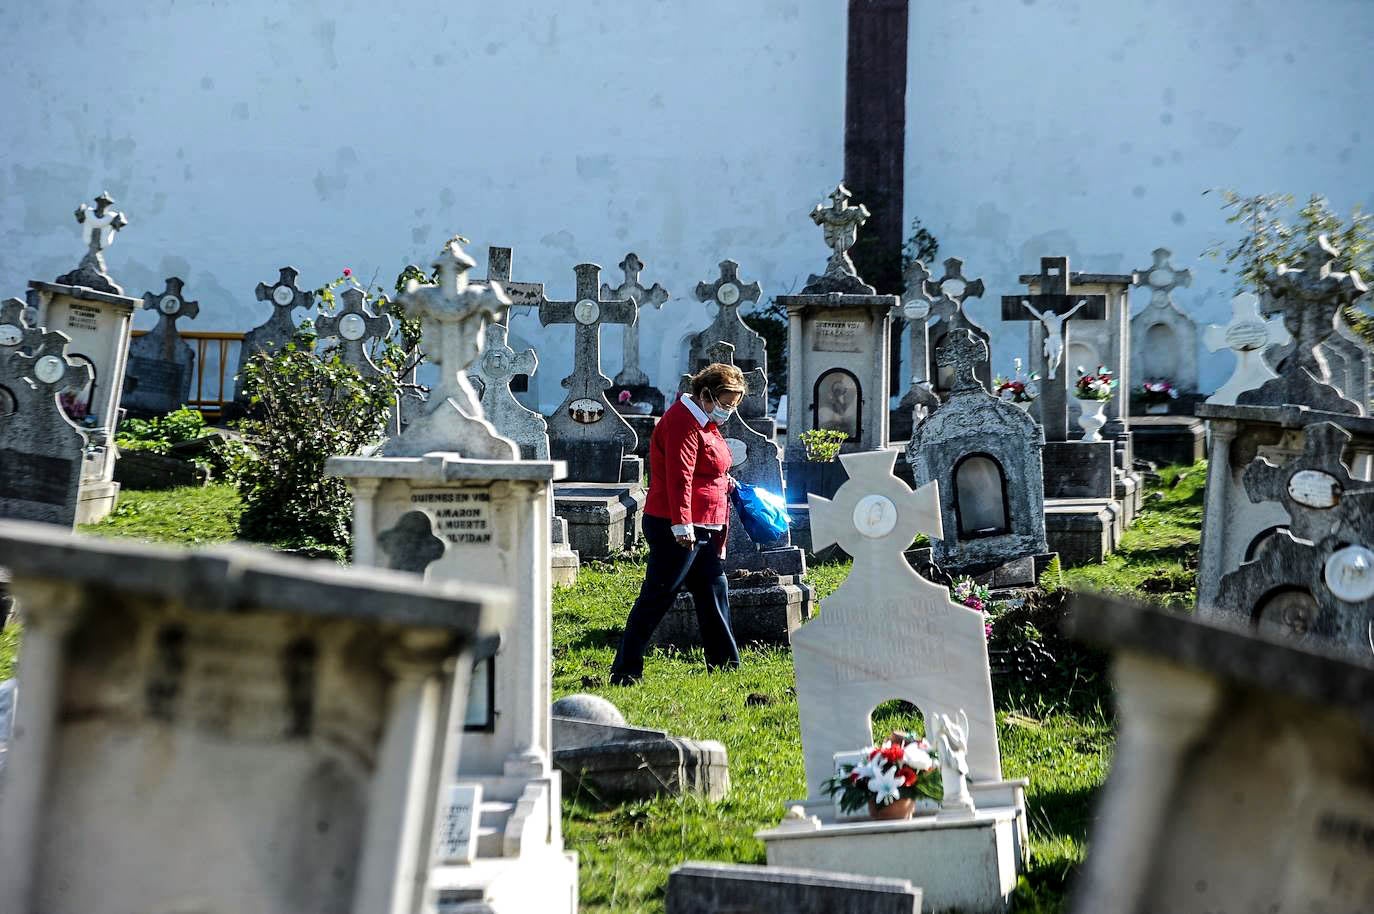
[610,514,740,683]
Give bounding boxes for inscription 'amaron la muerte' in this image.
[411,488,493,545]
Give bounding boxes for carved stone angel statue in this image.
[938,709,976,816]
[1020,297,1089,379]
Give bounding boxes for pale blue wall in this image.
[0,0,845,410]
[904,0,1374,392]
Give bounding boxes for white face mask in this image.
[706,390,735,424]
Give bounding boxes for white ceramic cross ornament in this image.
[790,449,1002,804]
[384,237,517,459]
[56,191,129,293]
[1204,293,1291,405]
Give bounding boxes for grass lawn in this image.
[1,460,1210,913]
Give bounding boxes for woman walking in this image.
[609,363,747,686]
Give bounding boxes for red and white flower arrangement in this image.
[1073,365,1117,401]
[823,732,943,814]
[951,576,996,639]
[993,357,1040,403]
[1139,378,1180,405]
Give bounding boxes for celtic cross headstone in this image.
[125,277,201,415]
[539,263,639,482]
[689,259,766,372]
[1204,293,1291,406]
[233,266,314,407]
[924,257,991,394]
[316,287,394,378]
[469,318,548,461]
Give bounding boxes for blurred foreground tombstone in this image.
[1065,593,1374,914]
[0,519,509,914]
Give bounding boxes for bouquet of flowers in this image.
[1073,365,1117,401]
[993,357,1040,403]
[951,576,996,639]
[823,732,943,813]
[1139,379,1180,405]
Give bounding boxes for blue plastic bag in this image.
[729,484,791,545]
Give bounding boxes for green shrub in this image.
[115,407,208,454]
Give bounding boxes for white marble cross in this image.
[1204,292,1291,406]
[601,252,668,388]
[75,191,128,259]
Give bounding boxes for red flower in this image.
[901,769,917,787]
[881,745,905,764]
[848,771,861,783]
[342,268,352,277]
[869,748,882,760]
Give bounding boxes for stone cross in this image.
[601,253,669,389]
[898,259,936,387]
[539,263,639,481]
[1204,293,1290,406]
[470,319,549,461]
[925,257,990,385]
[481,246,546,315]
[16,328,95,402]
[1241,421,1371,546]
[690,259,766,376]
[0,298,34,350]
[1240,236,1370,413]
[383,238,516,460]
[933,328,989,395]
[143,277,200,332]
[56,191,128,295]
[810,184,870,282]
[1001,257,1107,442]
[316,287,394,378]
[1133,247,1192,308]
[233,266,315,406]
[680,340,769,421]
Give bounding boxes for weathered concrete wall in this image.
[0,0,845,410]
[903,0,1374,394]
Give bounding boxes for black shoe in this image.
[609,671,642,687]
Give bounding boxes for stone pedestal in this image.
[1131,415,1207,467]
[553,482,646,560]
[29,280,143,523]
[758,807,1021,914]
[1045,498,1118,566]
[329,453,577,914]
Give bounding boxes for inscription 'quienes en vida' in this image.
[410,489,493,545]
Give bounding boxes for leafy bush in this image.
[799,428,847,462]
[115,407,209,454]
[230,330,394,554]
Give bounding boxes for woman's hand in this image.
[675,532,695,548]
[727,475,739,494]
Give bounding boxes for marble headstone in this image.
[1204,292,1291,406]
[469,318,548,461]
[1130,248,1198,392]
[124,277,199,416]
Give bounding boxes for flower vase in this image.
[868,797,916,821]
[1076,397,1109,442]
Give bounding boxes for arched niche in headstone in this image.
[954,453,1011,539]
[813,368,862,442]
[1243,524,1291,563]
[868,698,929,743]
[0,383,15,418]
[66,352,97,415]
[1065,339,1100,424]
[1140,322,1180,379]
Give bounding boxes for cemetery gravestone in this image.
[232,266,314,409]
[477,245,548,409]
[780,184,897,506]
[1207,421,1374,661]
[1130,247,1198,400]
[1195,237,1374,609]
[0,519,508,914]
[603,252,670,414]
[688,260,772,429]
[923,257,992,399]
[891,258,939,442]
[123,277,200,417]
[666,863,922,914]
[1204,293,1291,406]
[758,449,1026,913]
[27,193,143,524]
[907,329,1052,583]
[316,286,394,379]
[0,302,94,527]
[1066,593,1374,914]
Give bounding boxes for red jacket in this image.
[645,397,733,530]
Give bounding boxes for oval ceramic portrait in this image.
[717,282,740,306]
[568,397,605,424]
[1286,469,1341,509]
[0,324,21,347]
[34,354,66,384]
[724,437,747,468]
[574,299,600,325]
[338,313,368,341]
[853,494,898,539]
[158,295,181,316]
[902,298,930,321]
[272,284,296,306]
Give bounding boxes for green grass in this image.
[79,483,243,545]
[1061,461,1206,607]
[14,462,1208,913]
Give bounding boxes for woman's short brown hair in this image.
[689,362,747,398]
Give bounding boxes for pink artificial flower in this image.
[342,268,352,277]
[618,390,632,404]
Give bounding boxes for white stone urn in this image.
[1075,396,1109,442]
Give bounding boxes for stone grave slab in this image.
[688,259,770,426]
[602,252,669,412]
[0,518,507,914]
[1130,247,1198,396]
[0,305,94,528]
[123,276,199,416]
[907,329,1052,579]
[1128,415,1206,467]
[231,265,314,410]
[1066,593,1374,914]
[666,862,922,914]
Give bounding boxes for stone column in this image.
[501,480,551,778]
[0,580,84,908]
[1071,653,1220,912]
[1196,420,1237,609]
[349,478,383,567]
[353,631,455,914]
[785,305,805,463]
